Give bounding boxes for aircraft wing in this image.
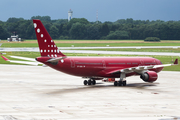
[109,59,178,74]
[1,56,42,66]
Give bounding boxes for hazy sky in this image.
[1,0,180,22]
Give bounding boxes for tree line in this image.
[0,16,180,40]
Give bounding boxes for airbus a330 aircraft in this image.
[2,19,178,86]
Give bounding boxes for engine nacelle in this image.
[140,71,158,83]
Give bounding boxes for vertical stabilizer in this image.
[33,19,66,57]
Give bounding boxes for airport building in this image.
[68,9,73,22]
[7,35,21,42]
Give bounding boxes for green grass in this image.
[1,40,180,47]
[1,43,39,47]
[1,52,180,71]
[3,39,179,42]
[1,42,180,47]
[56,43,180,47]
[1,40,180,71]
[1,43,180,53]
[82,48,180,53]
[0,52,40,65]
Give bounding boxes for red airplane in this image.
[2,19,178,86]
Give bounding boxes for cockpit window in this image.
[156,60,162,64]
[159,61,163,64]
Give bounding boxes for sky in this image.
[1,0,180,22]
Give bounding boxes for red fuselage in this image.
[36,56,163,79]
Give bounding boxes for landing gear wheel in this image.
[114,81,118,86]
[83,80,87,85]
[122,81,126,86]
[88,80,91,85]
[118,81,123,86]
[92,80,96,85]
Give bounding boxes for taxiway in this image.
[0,47,180,56]
[0,64,180,120]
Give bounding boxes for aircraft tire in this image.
[123,81,126,86]
[114,81,118,86]
[92,80,96,85]
[84,80,88,85]
[88,80,91,85]
[118,81,123,86]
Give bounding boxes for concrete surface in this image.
[0,47,180,56]
[0,64,180,120]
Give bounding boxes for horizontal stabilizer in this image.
[46,56,67,63]
[10,56,36,61]
[1,56,42,66]
[8,60,39,66]
[1,56,9,61]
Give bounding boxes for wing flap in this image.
[108,59,178,75]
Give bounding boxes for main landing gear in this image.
[114,80,126,86]
[84,79,96,85]
[114,72,127,86]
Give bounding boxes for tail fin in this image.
[33,19,66,57]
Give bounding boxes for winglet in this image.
[1,56,9,61]
[174,59,178,65]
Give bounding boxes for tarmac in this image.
[0,64,180,120]
[0,47,180,56]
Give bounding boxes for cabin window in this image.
[76,63,102,65]
[108,63,125,65]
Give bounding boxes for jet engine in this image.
[140,71,158,83]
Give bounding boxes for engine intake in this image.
[140,71,158,83]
